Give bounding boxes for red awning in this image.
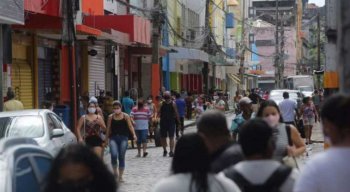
[76,25,102,36]
[83,15,151,45]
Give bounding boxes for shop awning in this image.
[83,15,151,45]
[168,47,209,62]
[228,73,241,84]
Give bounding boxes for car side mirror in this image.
[51,129,64,138]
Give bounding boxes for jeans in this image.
[110,135,128,168]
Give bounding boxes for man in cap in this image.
[230,97,255,141]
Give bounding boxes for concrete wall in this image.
[0,0,24,24]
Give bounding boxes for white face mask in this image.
[213,96,219,100]
[114,109,122,114]
[264,114,280,128]
[148,100,152,103]
[88,107,96,114]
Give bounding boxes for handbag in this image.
[282,125,300,169]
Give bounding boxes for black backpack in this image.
[224,165,292,192]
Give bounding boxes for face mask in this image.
[264,114,280,128]
[148,100,152,103]
[88,107,96,114]
[114,109,121,114]
[213,96,219,100]
[163,95,170,100]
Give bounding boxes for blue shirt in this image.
[279,99,297,122]
[231,112,256,134]
[175,99,186,117]
[122,97,134,115]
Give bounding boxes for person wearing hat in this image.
[230,97,255,141]
[4,87,24,111]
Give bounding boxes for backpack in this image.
[224,165,292,192]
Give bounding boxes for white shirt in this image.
[279,99,297,122]
[294,147,350,192]
[152,173,241,192]
[231,160,299,192]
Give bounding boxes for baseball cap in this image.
[239,97,252,104]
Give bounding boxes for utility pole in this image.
[152,0,161,97]
[203,0,210,94]
[274,0,280,88]
[317,12,321,89]
[280,14,285,88]
[337,1,350,94]
[62,0,77,129]
[239,0,246,91]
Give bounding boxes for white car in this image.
[0,137,53,192]
[0,110,77,156]
[297,86,314,97]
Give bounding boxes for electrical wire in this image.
[115,0,159,13]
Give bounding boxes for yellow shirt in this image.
[4,99,24,111]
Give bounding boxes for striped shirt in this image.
[131,107,151,130]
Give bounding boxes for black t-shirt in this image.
[210,142,244,173]
[249,93,261,104]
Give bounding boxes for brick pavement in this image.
[104,113,325,192]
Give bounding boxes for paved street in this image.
[105,112,325,192]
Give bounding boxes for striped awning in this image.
[228,73,241,84]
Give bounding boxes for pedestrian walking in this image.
[89,96,104,117]
[214,93,226,111]
[175,93,186,138]
[223,119,299,192]
[294,94,350,192]
[121,91,134,115]
[231,97,256,142]
[106,101,136,182]
[279,92,299,126]
[44,144,117,192]
[197,110,244,173]
[3,87,24,111]
[185,92,194,120]
[152,133,241,192]
[312,90,321,117]
[194,96,205,119]
[131,99,151,157]
[121,91,135,148]
[248,88,262,113]
[300,97,318,144]
[257,100,305,162]
[146,95,157,142]
[159,91,180,157]
[76,102,107,158]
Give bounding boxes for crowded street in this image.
[116,112,325,192]
[3,0,350,192]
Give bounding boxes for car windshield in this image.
[0,116,44,139]
[299,87,313,92]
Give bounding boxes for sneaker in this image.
[163,150,168,157]
[169,151,174,157]
[143,152,148,157]
[136,154,141,158]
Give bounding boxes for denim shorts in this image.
[135,129,148,145]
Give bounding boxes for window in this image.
[0,117,11,138]
[46,115,55,133]
[15,157,39,192]
[7,116,44,138]
[49,114,63,130]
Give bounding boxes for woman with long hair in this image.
[152,133,240,192]
[76,102,106,158]
[106,101,136,182]
[257,100,305,161]
[44,144,117,192]
[300,96,318,144]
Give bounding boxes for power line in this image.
[115,0,159,13]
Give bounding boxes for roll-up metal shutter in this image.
[38,47,54,106]
[12,62,33,109]
[88,45,106,97]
